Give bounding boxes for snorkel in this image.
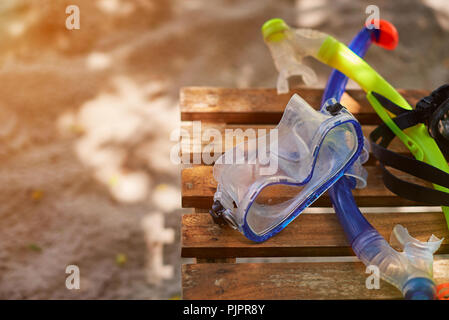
[263,19,443,299]
[262,18,449,231]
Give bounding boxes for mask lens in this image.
[245,123,359,237]
[246,184,305,236]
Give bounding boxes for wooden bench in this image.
[180,87,449,299]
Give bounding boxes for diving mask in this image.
[210,94,365,242]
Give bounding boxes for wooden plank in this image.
[180,87,429,124]
[181,212,448,258]
[179,123,409,166]
[196,258,236,263]
[182,259,449,299]
[182,261,399,299]
[181,165,431,209]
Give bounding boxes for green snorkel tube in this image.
[262,18,449,230]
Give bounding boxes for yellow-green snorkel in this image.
[262,18,449,229]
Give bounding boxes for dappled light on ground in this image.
[72,77,178,203]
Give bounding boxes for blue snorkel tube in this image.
[322,21,441,300]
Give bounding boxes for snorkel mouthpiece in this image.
[262,18,325,93]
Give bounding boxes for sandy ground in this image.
[0,0,447,299]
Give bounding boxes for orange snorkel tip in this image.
[369,19,399,50]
